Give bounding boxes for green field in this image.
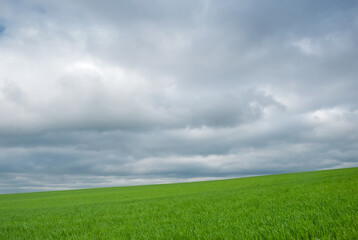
[1,168,357,239]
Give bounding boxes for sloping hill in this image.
[1,167,357,239]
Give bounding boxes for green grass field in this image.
[1,167,357,239]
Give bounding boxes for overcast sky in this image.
[0,0,358,193]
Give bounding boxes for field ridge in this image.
[1,167,357,239]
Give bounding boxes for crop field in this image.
[0,167,357,239]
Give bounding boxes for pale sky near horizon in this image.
[0,0,358,193]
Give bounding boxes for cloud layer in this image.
[1,0,358,193]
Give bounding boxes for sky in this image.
[0,0,358,193]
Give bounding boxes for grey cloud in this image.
[0,0,357,193]
[0,25,5,35]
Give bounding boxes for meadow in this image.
[0,167,357,239]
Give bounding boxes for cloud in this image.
[0,0,357,193]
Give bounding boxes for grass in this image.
[0,167,357,239]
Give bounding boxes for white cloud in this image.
[292,38,321,56]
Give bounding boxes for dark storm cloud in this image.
[0,0,357,193]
